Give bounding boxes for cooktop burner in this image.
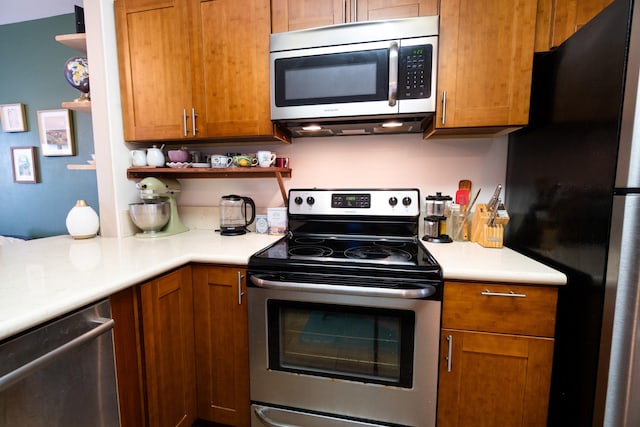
[285,237,416,264]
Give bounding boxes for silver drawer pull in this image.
[480,290,527,298]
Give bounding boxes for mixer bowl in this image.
[129,202,170,233]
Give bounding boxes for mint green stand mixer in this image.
[131,177,189,238]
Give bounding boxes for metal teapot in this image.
[220,195,256,236]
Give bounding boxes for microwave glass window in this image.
[267,300,415,387]
[285,63,378,100]
[274,49,388,106]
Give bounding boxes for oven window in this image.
[267,300,415,388]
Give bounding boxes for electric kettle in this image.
[220,195,256,235]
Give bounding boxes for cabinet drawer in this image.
[442,282,558,337]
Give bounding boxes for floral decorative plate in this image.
[64,56,90,94]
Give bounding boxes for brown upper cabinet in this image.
[535,0,614,51]
[271,0,439,32]
[114,0,289,143]
[428,0,538,137]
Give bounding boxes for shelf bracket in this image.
[275,171,288,205]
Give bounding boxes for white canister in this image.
[66,199,100,239]
[146,145,165,167]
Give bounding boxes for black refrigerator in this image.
[505,1,640,426]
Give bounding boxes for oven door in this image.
[248,286,441,427]
[270,37,436,121]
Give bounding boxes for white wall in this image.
[177,134,508,210]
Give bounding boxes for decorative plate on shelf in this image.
[166,162,191,168]
[64,56,90,96]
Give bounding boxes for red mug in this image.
[275,157,289,168]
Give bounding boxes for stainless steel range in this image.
[248,189,442,427]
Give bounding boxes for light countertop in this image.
[0,231,566,341]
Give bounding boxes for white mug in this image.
[256,150,276,168]
[210,155,233,168]
[130,150,147,166]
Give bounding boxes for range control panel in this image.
[289,189,420,216]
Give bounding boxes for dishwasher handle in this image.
[0,317,115,392]
[250,275,436,299]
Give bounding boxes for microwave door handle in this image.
[388,41,398,107]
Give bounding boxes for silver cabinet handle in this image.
[250,275,436,299]
[388,41,399,107]
[0,317,114,392]
[255,406,299,427]
[183,108,188,136]
[480,290,527,298]
[446,334,453,372]
[441,90,447,125]
[191,107,198,136]
[237,271,245,305]
[353,0,357,21]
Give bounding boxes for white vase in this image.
[66,199,100,239]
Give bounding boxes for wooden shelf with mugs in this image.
[126,166,292,203]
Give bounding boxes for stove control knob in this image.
[389,197,398,206]
[402,197,412,206]
[294,196,303,205]
[306,196,315,205]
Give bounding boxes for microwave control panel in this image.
[398,45,432,99]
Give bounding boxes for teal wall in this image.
[0,15,98,239]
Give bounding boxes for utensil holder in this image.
[479,224,504,248]
[470,203,510,244]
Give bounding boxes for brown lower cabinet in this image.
[437,281,558,427]
[111,266,197,427]
[111,264,249,427]
[192,264,251,427]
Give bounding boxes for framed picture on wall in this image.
[11,146,39,183]
[0,103,27,132]
[37,109,75,156]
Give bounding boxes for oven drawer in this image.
[252,404,394,427]
[442,282,558,337]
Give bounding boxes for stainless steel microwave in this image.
[270,16,439,137]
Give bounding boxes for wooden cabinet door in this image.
[437,329,554,427]
[356,0,438,21]
[111,266,197,427]
[435,0,537,130]
[114,0,196,141]
[535,0,613,51]
[271,0,438,33]
[140,267,197,427]
[192,265,251,426]
[272,0,346,32]
[193,0,275,139]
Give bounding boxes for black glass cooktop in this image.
[249,234,441,277]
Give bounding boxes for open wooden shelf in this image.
[127,166,292,203]
[55,33,87,52]
[67,164,96,170]
[62,101,91,113]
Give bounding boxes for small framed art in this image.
[37,109,75,156]
[11,146,39,183]
[0,103,27,132]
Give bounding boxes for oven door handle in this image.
[254,405,299,427]
[250,275,436,299]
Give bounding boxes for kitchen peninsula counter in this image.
[0,231,566,341]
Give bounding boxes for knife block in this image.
[470,203,510,247]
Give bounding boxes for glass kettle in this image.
[220,195,256,236]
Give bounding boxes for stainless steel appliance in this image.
[220,194,256,236]
[270,16,438,137]
[247,189,442,427]
[0,299,120,426]
[505,1,640,426]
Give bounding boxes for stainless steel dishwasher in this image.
[0,299,121,426]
